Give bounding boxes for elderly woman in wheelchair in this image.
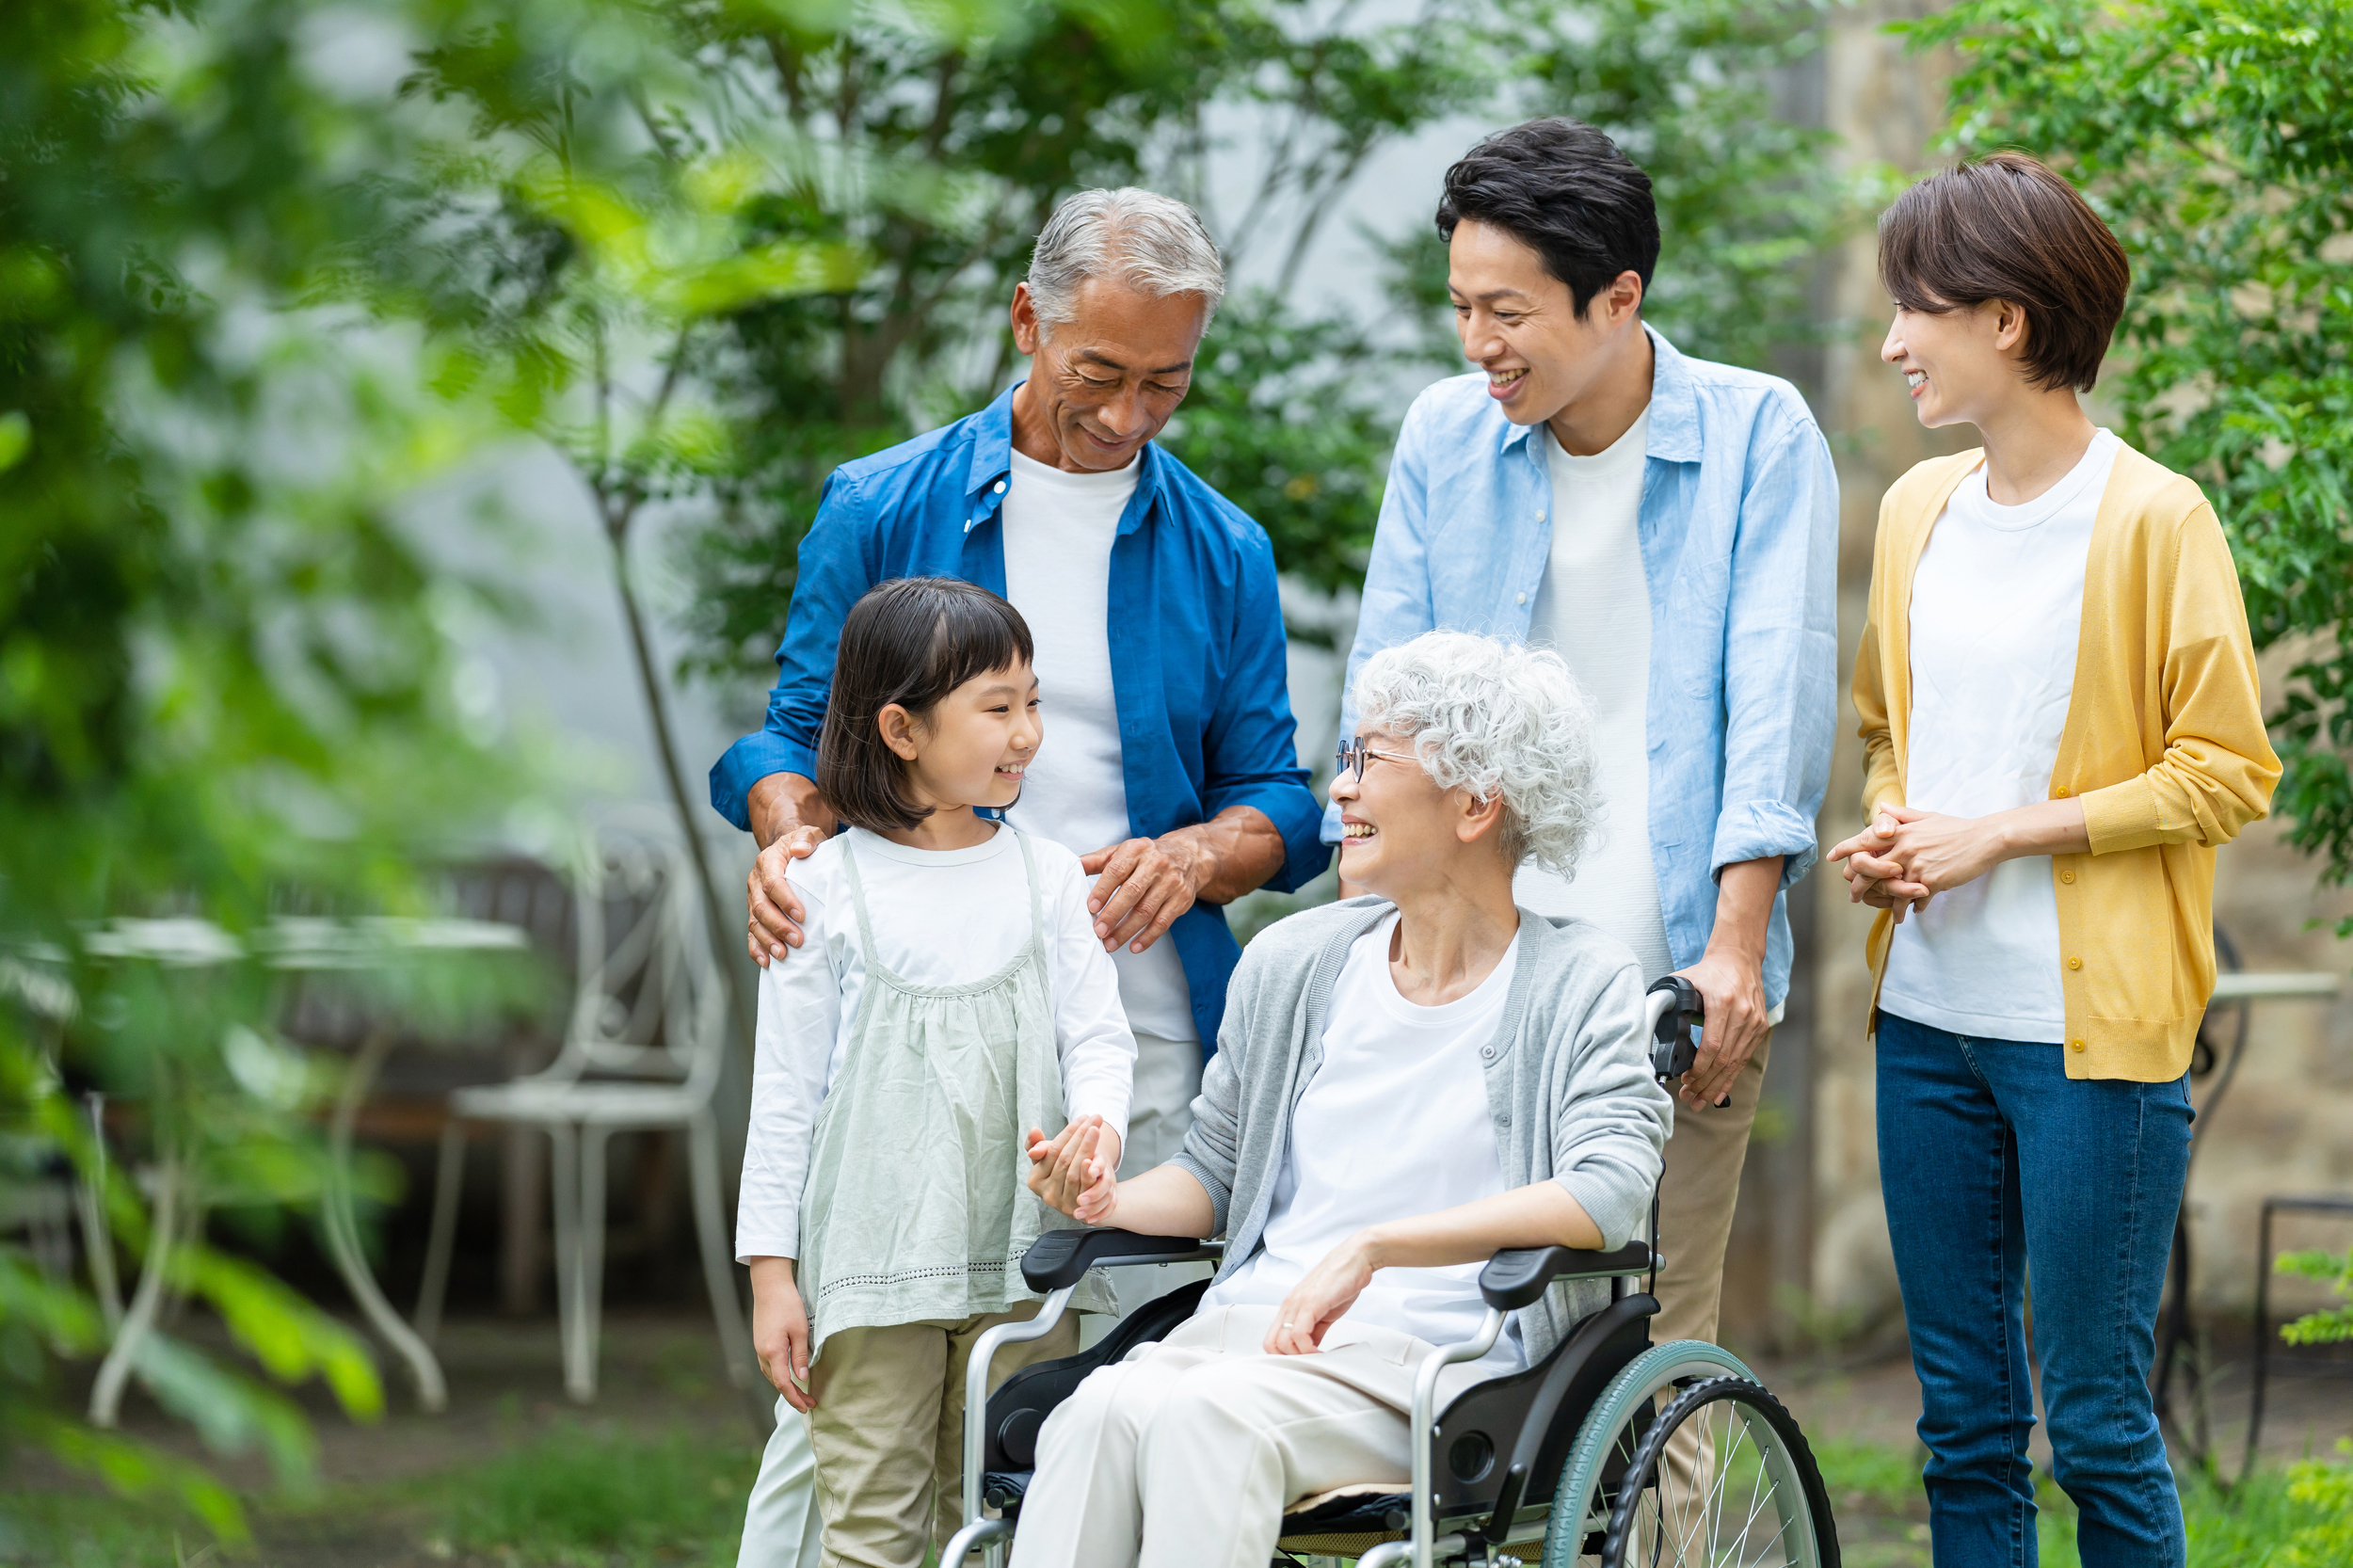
[956,632,1840,1568]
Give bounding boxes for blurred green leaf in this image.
[168,1244,385,1419]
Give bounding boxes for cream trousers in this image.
[1007,1304,1448,1568]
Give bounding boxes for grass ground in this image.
[10,1422,2349,1566]
[7,1313,2347,1566]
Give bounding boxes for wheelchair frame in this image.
[939,978,1830,1568]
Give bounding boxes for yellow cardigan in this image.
[1852,442,2281,1080]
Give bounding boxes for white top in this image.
[1000,446,1198,1045]
[1881,428,2123,1041]
[1514,410,1676,989]
[1203,911,1527,1370]
[735,825,1136,1260]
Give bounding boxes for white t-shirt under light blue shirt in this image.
[1880,427,2123,1042]
[1202,910,1527,1370]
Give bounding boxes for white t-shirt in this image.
[1881,428,2122,1041]
[1514,411,1676,989]
[1202,911,1526,1369]
[735,825,1136,1260]
[1000,447,1198,1045]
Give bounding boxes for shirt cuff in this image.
[2079,776,2161,855]
[1554,1168,1648,1254]
[1067,1095,1132,1148]
[734,1225,799,1266]
[1709,800,1819,888]
[709,729,818,833]
[1166,1149,1233,1240]
[1205,778,1331,894]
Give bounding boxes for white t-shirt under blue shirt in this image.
[1880,428,2122,1042]
[1202,910,1526,1369]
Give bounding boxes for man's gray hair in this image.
[1355,632,1601,878]
[1027,187,1225,331]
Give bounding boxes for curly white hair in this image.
[1353,631,1600,877]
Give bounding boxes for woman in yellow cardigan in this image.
[1830,153,2278,1568]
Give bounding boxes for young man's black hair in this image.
[1436,118,1660,316]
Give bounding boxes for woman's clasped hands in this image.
[1826,803,2016,922]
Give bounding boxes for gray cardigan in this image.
[1170,897,1673,1365]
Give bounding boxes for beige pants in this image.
[1009,1304,1465,1568]
[1650,1029,1771,1347]
[805,1302,1080,1568]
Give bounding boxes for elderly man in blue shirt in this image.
[712,187,1328,1568]
[1332,119,1837,1360]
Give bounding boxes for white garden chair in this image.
[411,812,756,1401]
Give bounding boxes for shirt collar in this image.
[965,380,1020,504]
[964,378,1165,536]
[1494,323,1703,465]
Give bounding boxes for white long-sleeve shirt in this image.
[734,824,1137,1261]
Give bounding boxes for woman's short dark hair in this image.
[1435,119,1659,316]
[1878,152,2132,393]
[817,577,1033,835]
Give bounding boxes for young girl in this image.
[735,576,1133,1568]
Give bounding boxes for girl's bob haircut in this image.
[817,577,1034,835]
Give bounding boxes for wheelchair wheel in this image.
[1598,1375,1837,1567]
[1543,1339,1758,1567]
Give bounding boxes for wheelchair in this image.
[942,978,1841,1568]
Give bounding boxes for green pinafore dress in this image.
[798,828,1112,1358]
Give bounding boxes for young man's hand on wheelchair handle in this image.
[746,1256,816,1413]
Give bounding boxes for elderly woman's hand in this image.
[1265,1234,1378,1355]
[1025,1115,1121,1224]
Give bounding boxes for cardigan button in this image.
[2055,786,2070,797]
[2069,1039,2086,1053]
[2060,871,2076,884]
[2068,956,2083,970]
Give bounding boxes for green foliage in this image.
[2276,1245,2353,1347]
[1904,0,2353,927]
[440,1423,760,1566]
[1810,1434,1926,1512]
[1,0,551,1537]
[665,0,1852,692]
[1387,0,1854,374]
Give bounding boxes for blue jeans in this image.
[1876,1009,2192,1568]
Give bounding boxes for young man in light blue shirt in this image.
[1331,119,1836,1354]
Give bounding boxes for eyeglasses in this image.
[1333,737,1414,780]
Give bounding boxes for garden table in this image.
[2153,963,2345,1470]
[80,914,529,1420]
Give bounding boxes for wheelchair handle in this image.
[1644,974,1704,1082]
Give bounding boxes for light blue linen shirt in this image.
[1328,327,1838,1012]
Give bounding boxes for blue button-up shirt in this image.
[1329,328,1837,1012]
[711,382,1329,1048]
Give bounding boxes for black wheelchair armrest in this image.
[1480,1242,1656,1309]
[1019,1228,1221,1291]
